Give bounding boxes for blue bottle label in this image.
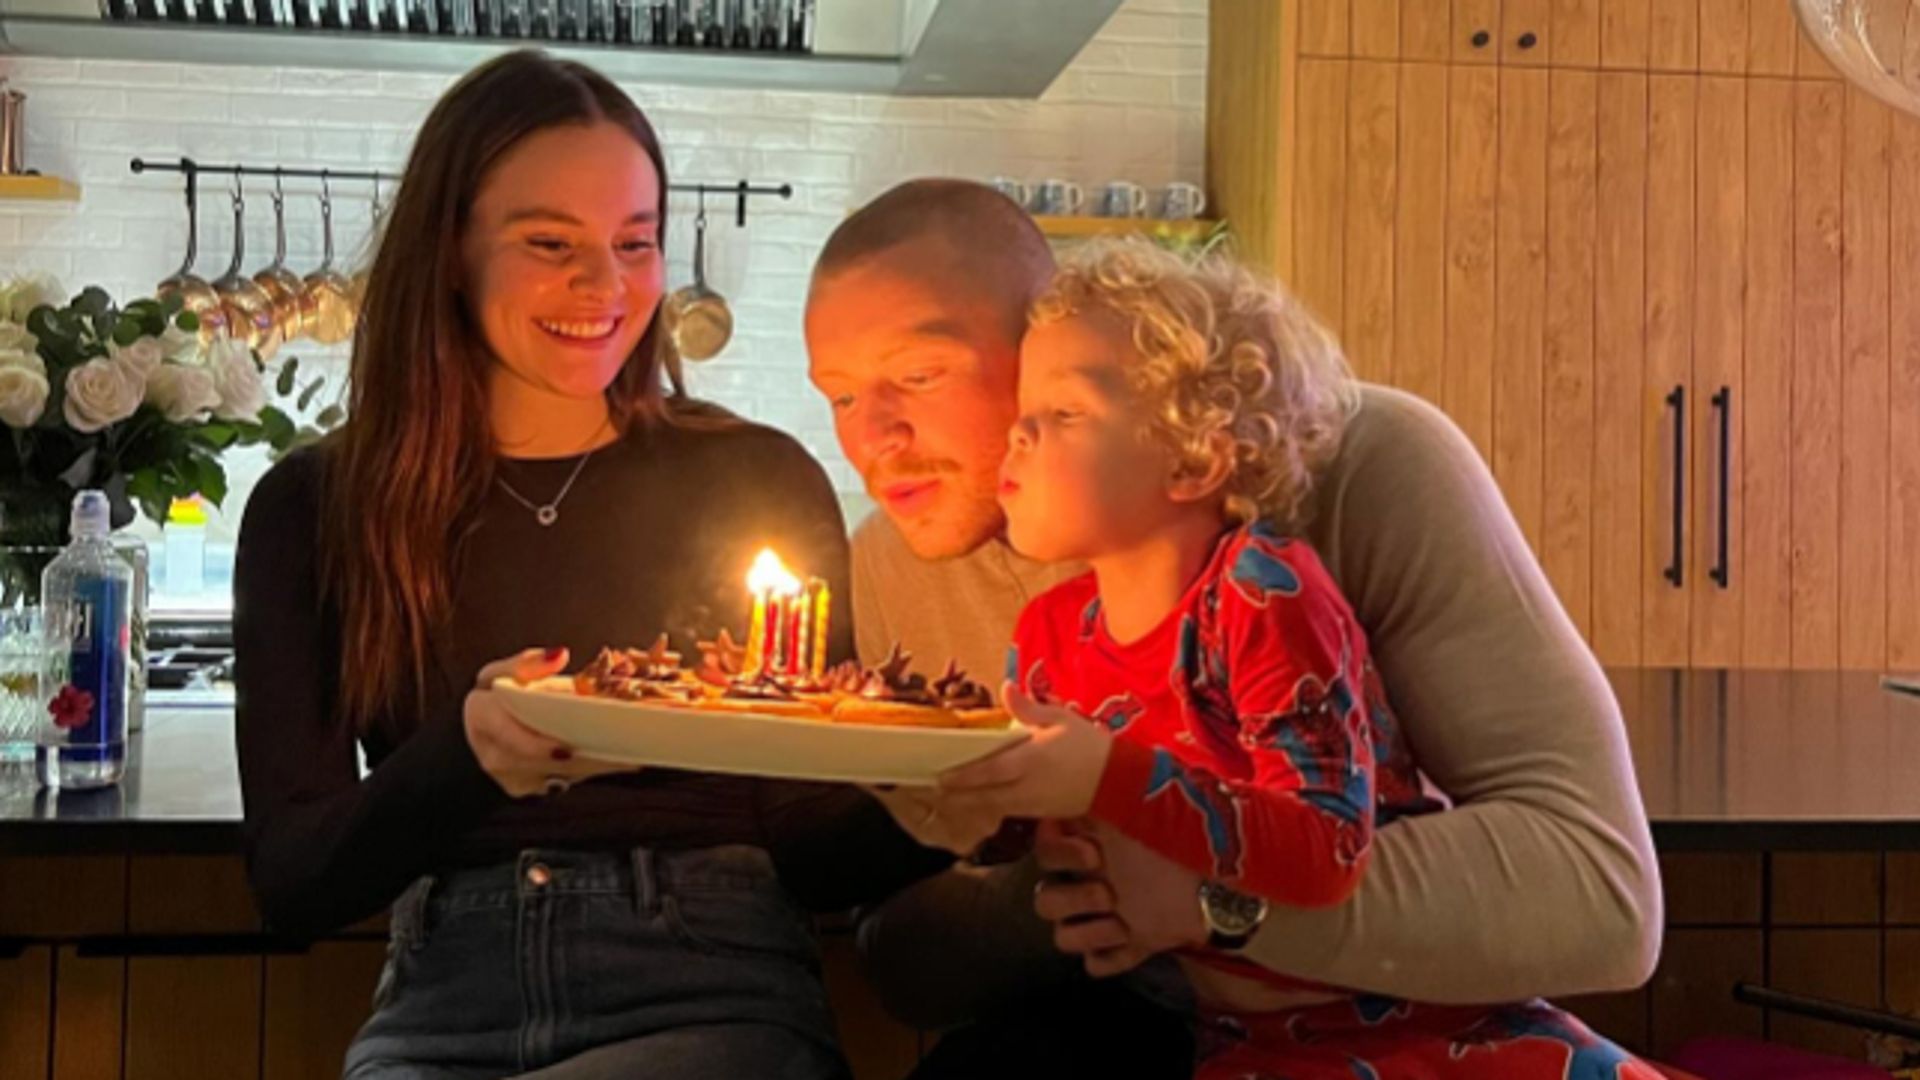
[56,574,127,757]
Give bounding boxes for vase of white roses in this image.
[0,272,334,595]
[0,272,336,743]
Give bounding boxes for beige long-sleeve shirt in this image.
[850,384,1661,1010]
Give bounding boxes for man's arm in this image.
[1245,385,1661,1001]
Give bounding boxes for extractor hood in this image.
[0,0,1125,97]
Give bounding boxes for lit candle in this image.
[768,593,788,677]
[744,549,800,680]
[809,579,830,680]
[744,594,767,679]
[792,586,813,680]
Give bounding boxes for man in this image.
[804,179,1661,1074]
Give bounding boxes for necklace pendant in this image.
[535,505,559,527]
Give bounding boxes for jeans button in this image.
[526,862,552,887]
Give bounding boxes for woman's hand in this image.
[464,647,629,798]
[933,683,1113,821]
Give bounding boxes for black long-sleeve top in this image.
[234,415,947,937]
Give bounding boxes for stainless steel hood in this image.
[0,0,1125,97]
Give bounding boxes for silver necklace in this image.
[497,448,596,527]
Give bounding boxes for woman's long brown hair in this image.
[323,51,678,732]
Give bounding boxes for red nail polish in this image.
[551,747,573,762]
[544,647,565,662]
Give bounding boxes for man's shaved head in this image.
[806,179,1059,559]
[812,178,1056,340]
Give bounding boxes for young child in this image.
[937,240,1662,1079]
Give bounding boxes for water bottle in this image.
[36,491,132,791]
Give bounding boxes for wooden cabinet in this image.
[1287,0,1839,74]
[0,854,919,1080]
[1208,0,1920,671]
[1293,0,1570,65]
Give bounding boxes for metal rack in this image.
[129,156,793,225]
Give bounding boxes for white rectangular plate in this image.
[494,677,1026,785]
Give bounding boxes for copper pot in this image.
[212,181,280,357]
[302,177,357,346]
[252,174,311,347]
[154,177,228,341]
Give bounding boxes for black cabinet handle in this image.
[1517,31,1538,48]
[1710,386,1731,588]
[1664,385,1685,587]
[1734,983,1920,1041]
[1471,29,1491,47]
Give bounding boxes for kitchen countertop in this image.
[4,670,1919,855]
[1611,668,1920,850]
[0,706,243,855]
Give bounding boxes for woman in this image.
[234,51,939,1078]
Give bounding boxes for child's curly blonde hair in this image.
[1031,239,1358,527]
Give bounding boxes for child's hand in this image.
[935,682,1113,820]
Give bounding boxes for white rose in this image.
[207,337,267,422]
[144,362,221,424]
[0,322,37,356]
[157,321,202,365]
[109,336,165,378]
[62,358,143,433]
[0,351,49,429]
[0,273,66,324]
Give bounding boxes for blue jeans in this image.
[344,845,851,1080]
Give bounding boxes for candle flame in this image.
[746,548,801,595]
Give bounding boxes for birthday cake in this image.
[560,637,1009,730]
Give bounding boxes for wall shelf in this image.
[0,0,1125,98]
[0,174,80,201]
[1033,215,1222,241]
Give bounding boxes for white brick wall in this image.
[1,0,1206,555]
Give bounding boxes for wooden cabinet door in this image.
[0,946,53,1080]
[1223,0,1918,670]
[1291,0,1589,65]
[124,856,264,1080]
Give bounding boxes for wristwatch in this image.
[1197,880,1269,951]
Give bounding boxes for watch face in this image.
[1202,882,1268,936]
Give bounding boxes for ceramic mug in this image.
[1032,178,1084,216]
[988,176,1031,209]
[1096,180,1149,218]
[1158,181,1207,220]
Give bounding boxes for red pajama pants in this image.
[1193,996,1668,1080]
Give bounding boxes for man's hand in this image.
[861,783,1010,858]
[1032,820,1208,978]
[934,683,1112,821]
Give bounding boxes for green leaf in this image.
[275,357,299,397]
[258,405,297,448]
[25,307,59,342]
[298,376,326,412]
[111,318,144,347]
[160,292,185,318]
[126,467,171,527]
[316,404,345,429]
[189,454,229,508]
[175,310,199,333]
[189,422,238,450]
[57,447,98,489]
[73,287,111,318]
